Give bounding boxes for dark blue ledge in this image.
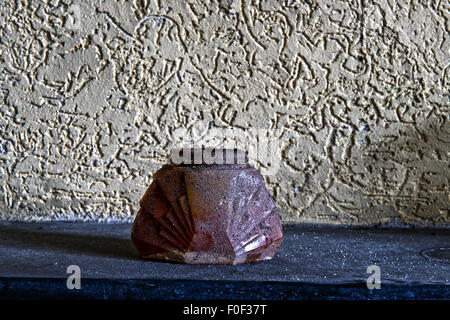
[0,278,449,300]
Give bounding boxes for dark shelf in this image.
[0,222,448,300]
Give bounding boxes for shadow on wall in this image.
[342,113,449,225]
[281,104,449,226]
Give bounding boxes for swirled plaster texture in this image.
[0,0,448,225]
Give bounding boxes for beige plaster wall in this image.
[0,0,448,225]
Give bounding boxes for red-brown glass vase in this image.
[131,149,283,264]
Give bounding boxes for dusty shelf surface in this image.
[0,222,448,299]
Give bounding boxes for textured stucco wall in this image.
[0,0,448,225]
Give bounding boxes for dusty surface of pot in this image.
[131,149,283,264]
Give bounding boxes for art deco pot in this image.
[131,149,283,264]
